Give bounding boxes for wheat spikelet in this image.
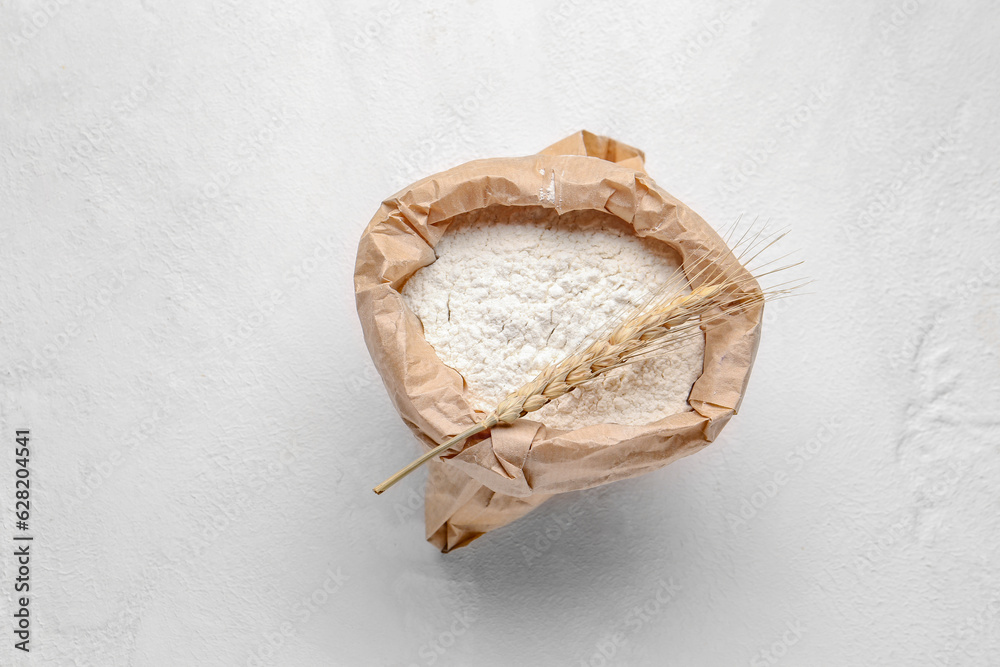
[486,282,727,427]
[373,223,803,495]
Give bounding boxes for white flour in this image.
[402,206,705,430]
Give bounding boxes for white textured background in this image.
[1,1,998,665]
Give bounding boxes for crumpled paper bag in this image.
[355,131,762,551]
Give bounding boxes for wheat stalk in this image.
[374,277,778,494]
[373,223,804,495]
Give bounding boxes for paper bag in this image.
[355,131,762,551]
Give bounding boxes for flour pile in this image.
[402,206,705,430]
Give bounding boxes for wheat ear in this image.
[372,278,764,495]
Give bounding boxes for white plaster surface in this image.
[1,1,998,665]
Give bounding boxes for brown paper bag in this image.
[355,131,762,551]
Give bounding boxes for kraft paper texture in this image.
[355,131,762,552]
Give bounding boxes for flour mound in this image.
[402,206,705,430]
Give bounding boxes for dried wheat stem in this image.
[372,422,492,495]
